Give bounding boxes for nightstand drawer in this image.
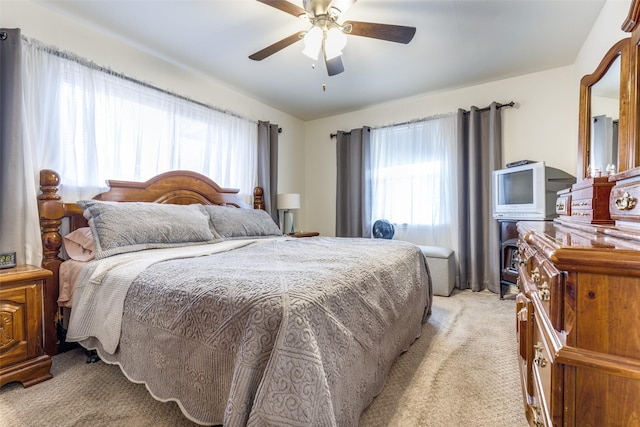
[0,265,52,388]
[0,286,34,367]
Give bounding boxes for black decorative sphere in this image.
[372,219,395,239]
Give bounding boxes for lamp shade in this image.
[324,27,347,60]
[302,27,322,60]
[277,193,300,210]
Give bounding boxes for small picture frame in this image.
[0,252,17,269]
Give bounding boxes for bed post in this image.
[253,186,265,210]
[38,169,64,355]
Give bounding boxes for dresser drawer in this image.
[516,292,534,400]
[570,186,594,200]
[570,197,592,210]
[556,193,571,216]
[569,204,593,222]
[531,308,555,427]
[532,309,552,402]
[610,181,640,222]
[569,177,614,224]
[518,242,563,331]
[571,194,611,223]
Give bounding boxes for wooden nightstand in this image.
[290,232,319,238]
[0,265,53,388]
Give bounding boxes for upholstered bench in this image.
[418,245,455,296]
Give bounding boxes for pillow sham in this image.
[77,200,220,259]
[204,205,282,239]
[63,227,95,261]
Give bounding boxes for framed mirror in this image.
[577,37,630,180]
[591,54,620,176]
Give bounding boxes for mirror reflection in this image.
[589,54,620,177]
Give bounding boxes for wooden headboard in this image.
[37,169,265,355]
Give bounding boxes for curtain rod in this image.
[329,128,368,139]
[460,101,515,114]
[21,35,260,126]
[329,101,515,139]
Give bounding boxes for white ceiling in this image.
[35,0,606,121]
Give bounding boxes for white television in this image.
[492,161,576,220]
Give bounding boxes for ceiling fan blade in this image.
[325,54,344,76]
[343,20,416,44]
[257,0,307,18]
[249,31,305,61]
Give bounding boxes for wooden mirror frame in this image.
[577,37,630,181]
[627,1,640,176]
[599,0,640,182]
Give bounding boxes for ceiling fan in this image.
[249,0,416,76]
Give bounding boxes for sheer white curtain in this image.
[16,37,257,264]
[370,114,458,251]
[23,38,257,201]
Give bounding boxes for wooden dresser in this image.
[516,220,640,426]
[514,0,640,424]
[0,265,53,388]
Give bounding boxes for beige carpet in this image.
[0,289,528,427]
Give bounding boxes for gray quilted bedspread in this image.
[86,237,432,426]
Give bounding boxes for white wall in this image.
[575,0,632,79]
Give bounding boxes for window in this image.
[370,115,457,246]
[23,40,257,202]
[371,160,443,225]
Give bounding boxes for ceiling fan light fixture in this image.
[250,0,417,77]
[324,27,347,60]
[323,46,342,60]
[302,26,323,60]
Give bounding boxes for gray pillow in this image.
[204,205,282,239]
[77,200,220,259]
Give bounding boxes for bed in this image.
[37,169,433,426]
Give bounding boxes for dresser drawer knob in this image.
[530,267,540,284]
[538,281,550,301]
[615,192,637,211]
[534,342,547,368]
[532,404,544,427]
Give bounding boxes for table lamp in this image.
[277,193,300,235]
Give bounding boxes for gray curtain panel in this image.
[335,127,372,237]
[257,120,278,222]
[456,103,502,292]
[0,28,30,264]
